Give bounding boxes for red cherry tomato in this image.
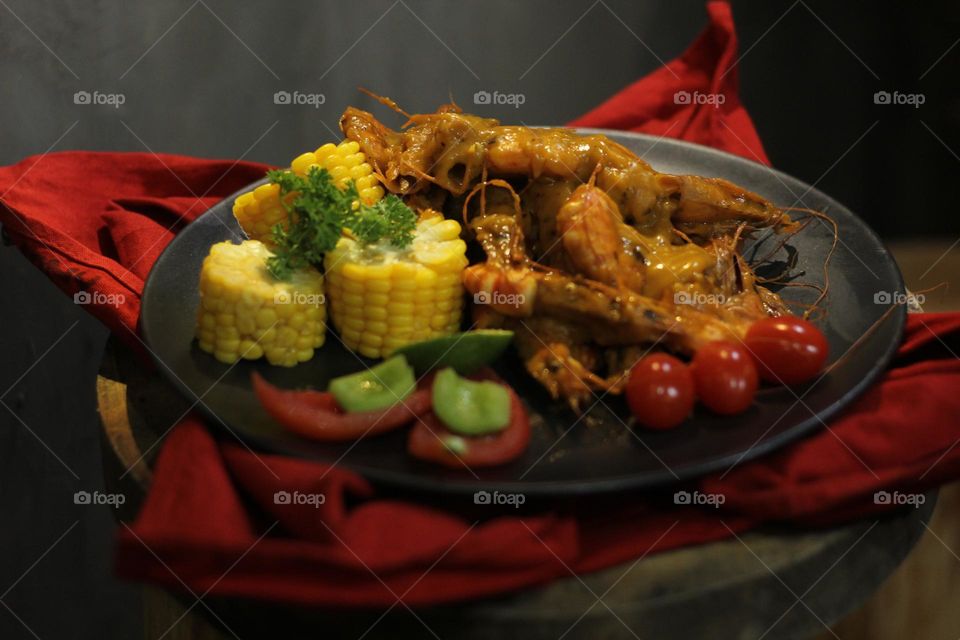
[744,316,829,385]
[625,354,695,430]
[691,341,758,415]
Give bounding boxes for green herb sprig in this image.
[265,166,416,280]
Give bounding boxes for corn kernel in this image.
[315,143,337,158]
[291,152,318,176]
[361,334,384,348]
[365,321,388,335]
[342,316,364,332]
[255,307,276,328]
[237,316,256,335]
[364,307,387,321]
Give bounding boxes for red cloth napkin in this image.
[2,0,959,608]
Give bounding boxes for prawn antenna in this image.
[357,88,413,120]
[781,207,838,319]
[447,89,462,113]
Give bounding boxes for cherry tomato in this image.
[625,354,695,430]
[691,341,758,415]
[744,317,829,385]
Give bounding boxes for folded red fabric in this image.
[2,0,958,608]
[0,152,268,356]
[569,0,769,165]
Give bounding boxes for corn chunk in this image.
[324,213,468,359]
[232,183,290,246]
[196,240,326,366]
[232,140,385,244]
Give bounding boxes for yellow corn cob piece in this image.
[324,213,468,359]
[196,240,326,367]
[232,140,385,244]
[232,183,289,245]
[291,140,385,204]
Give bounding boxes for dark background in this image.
[0,1,956,638]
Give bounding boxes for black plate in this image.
[141,130,905,496]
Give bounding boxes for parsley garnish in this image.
[265,166,416,280]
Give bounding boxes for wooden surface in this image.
[888,239,960,313]
[825,484,960,640]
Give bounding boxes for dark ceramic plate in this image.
[140,130,905,496]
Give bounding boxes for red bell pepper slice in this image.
[407,384,530,468]
[251,372,432,442]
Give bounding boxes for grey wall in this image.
[3,0,700,165]
[0,1,957,638]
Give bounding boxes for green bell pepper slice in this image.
[328,355,416,413]
[431,368,511,436]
